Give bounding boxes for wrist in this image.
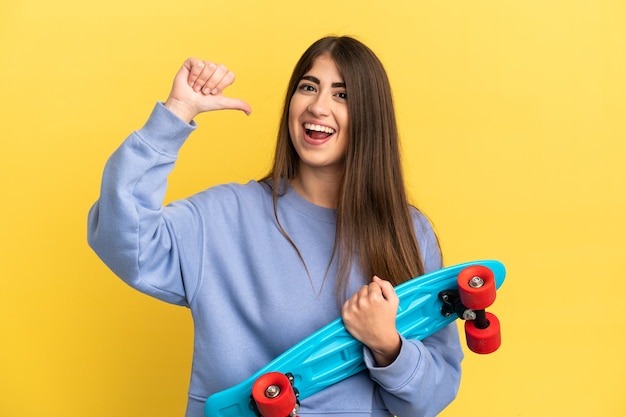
[164,97,197,124]
[371,334,402,367]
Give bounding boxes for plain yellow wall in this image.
[1,1,625,416]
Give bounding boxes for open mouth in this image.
[304,122,336,140]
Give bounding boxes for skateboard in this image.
[205,260,506,417]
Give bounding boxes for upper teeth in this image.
[304,123,335,134]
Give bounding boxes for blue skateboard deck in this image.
[205,260,506,417]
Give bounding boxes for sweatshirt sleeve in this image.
[363,210,464,417]
[87,102,202,306]
[364,324,463,417]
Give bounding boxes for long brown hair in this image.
[263,36,427,299]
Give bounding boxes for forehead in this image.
[303,54,344,81]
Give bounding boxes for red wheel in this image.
[465,312,501,354]
[457,265,497,310]
[251,372,298,417]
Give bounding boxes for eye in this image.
[336,91,347,100]
[297,82,316,93]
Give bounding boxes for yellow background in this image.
[1,1,625,416]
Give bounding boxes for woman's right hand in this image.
[165,57,251,123]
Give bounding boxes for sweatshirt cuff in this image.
[364,335,422,390]
[137,102,197,157]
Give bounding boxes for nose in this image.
[307,93,331,117]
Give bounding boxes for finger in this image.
[200,63,228,95]
[366,287,381,303]
[192,61,218,92]
[343,286,365,310]
[212,70,236,95]
[371,275,390,291]
[374,277,399,305]
[184,58,206,88]
[217,96,252,116]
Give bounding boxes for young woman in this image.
[88,36,463,417]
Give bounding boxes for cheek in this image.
[288,99,300,130]
[339,115,350,153]
[341,106,350,125]
[289,94,306,113]
[339,111,350,138]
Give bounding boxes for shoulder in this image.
[204,180,270,197]
[408,206,443,273]
[188,180,272,210]
[408,206,435,235]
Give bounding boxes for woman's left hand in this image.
[342,276,401,367]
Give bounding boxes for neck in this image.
[290,167,342,209]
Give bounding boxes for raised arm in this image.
[87,58,250,305]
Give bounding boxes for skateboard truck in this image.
[439,289,491,329]
[439,290,474,320]
[439,266,501,354]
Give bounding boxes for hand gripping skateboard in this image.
[205,260,506,417]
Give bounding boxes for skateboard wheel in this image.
[251,372,298,417]
[457,265,497,310]
[465,312,501,354]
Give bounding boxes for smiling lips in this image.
[304,122,336,140]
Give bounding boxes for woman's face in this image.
[288,54,349,176]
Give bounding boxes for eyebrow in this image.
[301,75,346,89]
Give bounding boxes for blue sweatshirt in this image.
[87,103,463,417]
